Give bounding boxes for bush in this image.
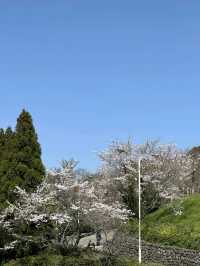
[3,252,162,266]
[4,254,101,266]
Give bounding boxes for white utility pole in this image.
[138,158,142,264]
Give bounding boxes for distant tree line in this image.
[0,109,45,205]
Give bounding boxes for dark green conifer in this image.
[0,110,45,205]
[0,127,16,204]
[0,129,5,161]
[14,109,45,191]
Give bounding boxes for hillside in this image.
[129,195,200,250]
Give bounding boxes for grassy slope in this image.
[129,195,200,250]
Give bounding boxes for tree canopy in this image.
[0,109,45,205]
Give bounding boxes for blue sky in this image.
[0,1,200,170]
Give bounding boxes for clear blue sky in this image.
[0,1,200,170]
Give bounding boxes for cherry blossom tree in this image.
[99,140,192,209]
[0,139,194,256]
[0,159,129,253]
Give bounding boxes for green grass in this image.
[129,195,200,250]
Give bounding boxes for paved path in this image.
[78,231,115,250]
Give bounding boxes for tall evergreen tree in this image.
[0,129,5,161]
[14,109,45,191]
[0,110,45,205]
[0,127,16,204]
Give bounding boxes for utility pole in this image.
[138,158,142,264]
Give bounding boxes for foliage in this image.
[99,140,167,217]
[187,146,200,193]
[0,110,45,205]
[1,136,200,263]
[3,251,162,266]
[122,175,161,218]
[14,109,45,191]
[0,159,129,255]
[3,251,101,266]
